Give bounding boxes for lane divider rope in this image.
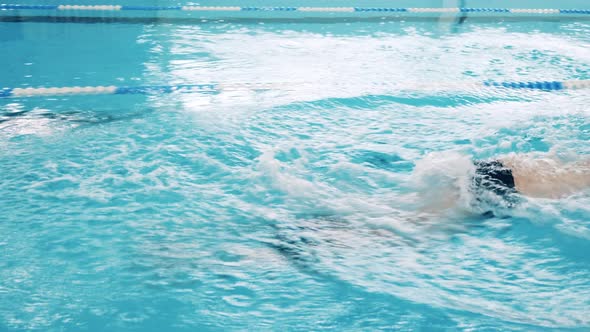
[1,80,589,98]
[1,4,590,15]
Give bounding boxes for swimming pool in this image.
[1,1,590,330]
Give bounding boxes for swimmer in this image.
[270,153,590,265]
[413,152,590,214]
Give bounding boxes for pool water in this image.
[1,7,590,332]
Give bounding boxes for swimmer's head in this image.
[412,152,519,216]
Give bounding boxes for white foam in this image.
[255,149,321,199]
[412,151,475,212]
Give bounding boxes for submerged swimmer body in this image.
[270,153,590,266]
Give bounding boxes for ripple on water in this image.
[1,18,590,331]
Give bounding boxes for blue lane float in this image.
[1,80,589,99]
[0,4,589,15]
[0,4,59,10]
[0,88,14,98]
[483,81,565,90]
[114,84,219,95]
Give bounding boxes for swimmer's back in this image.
[500,155,590,199]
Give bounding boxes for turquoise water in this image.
[1,9,590,332]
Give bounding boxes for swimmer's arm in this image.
[418,190,460,213]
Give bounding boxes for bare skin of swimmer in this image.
[416,154,590,214]
[499,156,590,199]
